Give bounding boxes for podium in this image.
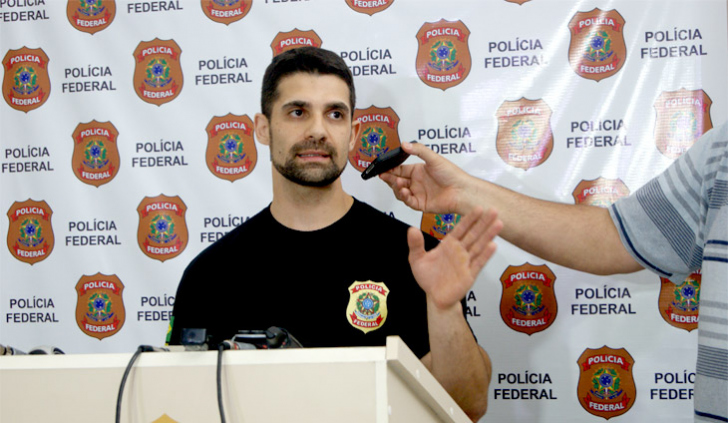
[0,336,471,423]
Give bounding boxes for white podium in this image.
[0,336,471,423]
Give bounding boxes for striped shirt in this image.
[610,122,728,422]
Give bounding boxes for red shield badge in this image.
[568,9,626,81]
[201,0,251,25]
[6,199,54,265]
[270,29,322,57]
[415,19,471,90]
[499,264,557,335]
[2,47,51,113]
[349,106,401,172]
[505,0,531,4]
[137,195,188,262]
[345,0,394,15]
[206,114,257,182]
[133,39,184,106]
[654,88,713,159]
[496,98,553,170]
[76,273,125,340]
[67,0,116,34]
[577,346,636,419]
[659,271,700,332]
[71,120,120,187]
[572,177,630,207]
[420,212,461,241]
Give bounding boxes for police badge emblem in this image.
[653,88,713,159]
[71,120,121,187]
[206,114,257,182]
[6,199,55,265]
[420,212,461,241]
[499,263,557,335]
[345,0,394,15]
[349,106,401,173]
[67,0,116,34]
[415,19,471,90]
[201,0,251,25]
[75,273,125,340]
[496,98,553,170]
[137,195,188,262]
[133,39,184,106]
[572,178,630,207]
[659,271,700,332]
[2,47,51,113]
[346,281,389,334]
[568,9,626,82]
[270,29,322,57]
[577,346,637,419]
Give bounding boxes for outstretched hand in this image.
[379,142,470,215]
[408,207,502,310]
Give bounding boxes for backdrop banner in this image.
[1,1,726,421]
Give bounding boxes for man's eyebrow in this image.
[281,100,309,109]
[327,101,350,116]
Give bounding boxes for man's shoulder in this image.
[185,207,272,268]
[352,199,439,248]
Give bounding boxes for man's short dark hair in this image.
[260,47,356,119]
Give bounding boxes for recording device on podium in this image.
[178,326,302,350]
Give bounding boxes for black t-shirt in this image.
[169,199,442,358]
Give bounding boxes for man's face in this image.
[255,73,360,187]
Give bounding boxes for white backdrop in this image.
[1,0,727,421]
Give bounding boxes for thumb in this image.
[402,142,439,164]
[406,226,426,263]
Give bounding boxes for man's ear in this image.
[349,118,362,152]
[254,113,270,146]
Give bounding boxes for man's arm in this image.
[410,207,502,421]
[381,142,642,276]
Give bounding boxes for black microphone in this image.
[28,345,64,355]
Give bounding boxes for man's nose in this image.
[304,113,327,141]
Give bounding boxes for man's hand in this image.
[408,207,502,310]
[379,142,472,215]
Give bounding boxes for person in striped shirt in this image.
[381,122,728,422]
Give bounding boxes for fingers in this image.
[402,141,439,164]
[469,239,498,277]
[379,170,423,211]
[444,207,502,277]
[406,226,426,263]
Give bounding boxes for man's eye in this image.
[290,109,303,117]
[330,111,343,119]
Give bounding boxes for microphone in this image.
[220,339,257,350]
[28,345,64,355]
[230,326,303,349]
[0,344,26,355]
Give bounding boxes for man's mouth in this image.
[297,152,330,158]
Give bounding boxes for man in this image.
[169,47,501,421]
[380,123,728,422]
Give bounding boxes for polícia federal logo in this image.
[349,106,401,172]
[133,39,184,105]
[137,195,188,262]
[3,47,51,112]
[346,281,389,334]
[6,199,55,265]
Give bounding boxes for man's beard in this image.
[271,137,348,187]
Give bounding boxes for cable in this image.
[217,343,227,423]
[116,346,144,423]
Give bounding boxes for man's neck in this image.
[269,173,354,231]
